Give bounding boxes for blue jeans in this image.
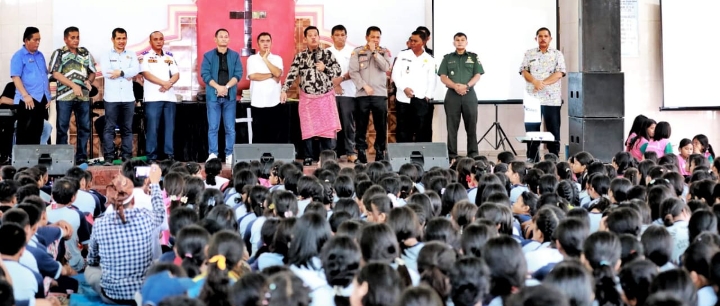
[145,101,176,160]
[40,120,52,144]
[207,97,236,156]
[103,102,135,158]
[56,100,90,159]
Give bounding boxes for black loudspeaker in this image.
[569,117,624,162]
[568,72,625,118]
[580,0,621,72]
[12,145,75,176]
[387,142,449,171]
[232,144,296,166]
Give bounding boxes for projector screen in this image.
[433,0,557,101]
[661,0,719,109]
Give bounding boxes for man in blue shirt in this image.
[10,27,51,146]
[201,28,243,164]
[100,28,140,165]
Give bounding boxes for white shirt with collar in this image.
[247,53,283,108]
[391,49,436,103]
[328,45,356,97]
[139,49,179,102]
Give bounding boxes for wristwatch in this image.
[120,70,125,77]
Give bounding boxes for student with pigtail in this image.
[359,223,420,286]
[387,206,425,272]
[582,231,623,306]
[448,257,490,306]
[190,230,248,306]
[287,213,332,306]
[482,235,530,306]
[524,205,565,272]
[174,225,210,278]
[660,197,690,262]
[417,241,457,305]
[321,235,361,306]
[460,222,498,258]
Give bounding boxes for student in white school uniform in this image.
[46,179,92,273]
[247,32,285,144]
[392,30,436,143]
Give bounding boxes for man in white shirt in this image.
[328,25,358,163]
[247,32,285,144]
[391,30,436,142]
[140,31,180,163]
[101,28,140,165]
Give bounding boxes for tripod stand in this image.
[478,103,517,155]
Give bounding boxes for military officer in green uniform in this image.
[437,32,484,159]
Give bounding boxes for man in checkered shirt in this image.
[85,164,165,303]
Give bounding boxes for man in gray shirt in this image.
[349,26,392,163]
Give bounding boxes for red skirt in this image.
[298,91,342,140]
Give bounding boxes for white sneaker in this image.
[206,153,218,162]
[225,155,233,165]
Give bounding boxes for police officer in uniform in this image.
[437,32,484,160]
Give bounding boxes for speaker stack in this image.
[568,0,625,162]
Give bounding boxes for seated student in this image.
[0,223,59,306]
[63,167,98,217]
[0,180,18,213]
[188,231,248,304]
[140,263,196,305]
[204,158,229,189]
[82,170,105,215]
[497,151,515,165]
[641,121,673,158]
[506,161,529,204]
[46,178,92,273]
[296,176,323,217]
[257,218,295,271]
[158,208,200,263]
[86,167,165,304]
[10,205,78,294]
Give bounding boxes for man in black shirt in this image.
[416,26,434,57]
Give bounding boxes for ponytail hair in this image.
[176,225,210,278]
[199,230,246,306]
[660,198,687,227]
[460,223,498,258]
[449,257,490,306]
[417,241,457,303]
[649,269,698,306]
[321,235,360,306]
[359,223,414,287]
[264,272,312,306]
[556,161,574,181]
[583,231,623,306]
[204,158,223,186]
[694,134,716,159]
[450,200,477,232]
[387,206,423,254]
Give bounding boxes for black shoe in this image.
[166,155,175,163]
[104,156,115,166]
[375,151,385,162]
[303,158,314,166]
[357,150,368,164]
[76,158,87,165]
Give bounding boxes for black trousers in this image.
[444,89,479,158]
[252,104,289,144]
[0,106,15,160]
[355,96,387,152]
[16,96,48,145]
[335,96,356,156]
[396,98,432,143]
[304,137,334,160]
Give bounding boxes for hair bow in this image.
[209,255,227,270]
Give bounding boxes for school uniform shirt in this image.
[509,185,529,204]
[589,212,603,233]
[24,244,62,279]
[19,251,39,275]
[487,279,541,306]
[290,257,334,306]
[467,187,478,204]
[328,45,356,97]
[72,190,97,216]
[391,49,436,103]
[257,252,285,270]
[666,220,690,263]
[3,260,42,302]
[297,198,312,217]
[237,210,256,239]
[139,49,179,102]
[697,286,717,306]
[579,190,591,208]
[205,176,229,189]
[524,243,563,273]
[46,205,92,272]
[247,52,283,108]
[250,216,267,255]
[188,271,240,298]
[659,262,676,272]
[402,242,425,272]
